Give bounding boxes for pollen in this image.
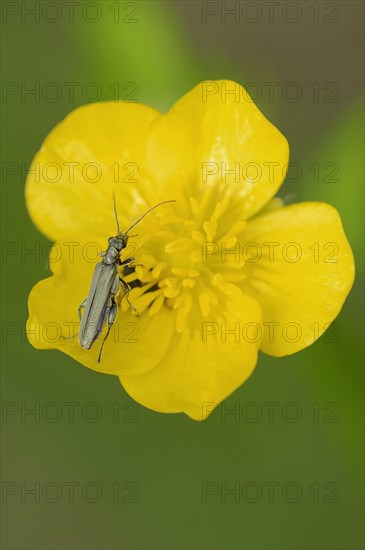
[121,198,247,333]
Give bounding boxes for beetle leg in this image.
[97,299,118,363]
[119,257,144,270]
[78,298,87,321]
[119,256,135,266]
[64,297,87,342]
[119,277,140,316]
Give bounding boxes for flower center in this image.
[121,196,248,332]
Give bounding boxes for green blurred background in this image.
[1,1,364,549]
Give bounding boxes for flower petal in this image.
[26,81,288,244]
[25,102,160,241]
[119,294,262,421]
[26,240,175,375]
[240,202,355,356]
[143,80,289,219]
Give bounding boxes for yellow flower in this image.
[26,80,355,421]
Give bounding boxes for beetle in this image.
[78,196,175,363]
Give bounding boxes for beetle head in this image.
[108,236,127,250]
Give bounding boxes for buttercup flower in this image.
[26,80,355,420]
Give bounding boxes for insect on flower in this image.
[26,80,355,420]
[78,196,175,362]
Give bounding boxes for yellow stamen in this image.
[123,195,249,331]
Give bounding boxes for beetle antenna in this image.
[113,192,120,235]
[122,200,176,236]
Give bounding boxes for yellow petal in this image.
[240,202,355,356]
[144,80,289,219]
[26,81,288,245]
[119,294,262,421]
[25,102,160,241]
[26,239,175,375]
